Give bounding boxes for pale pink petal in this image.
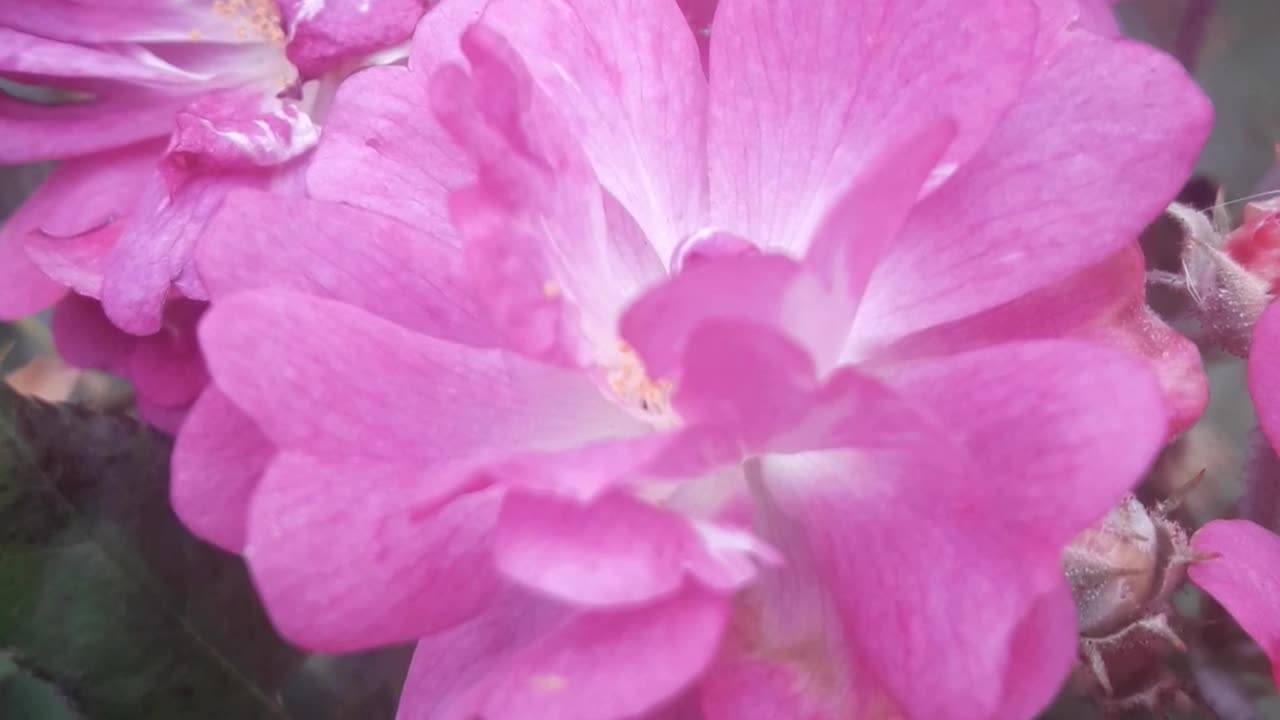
[247,455,505,652]
[0,27,187,84]
[199,290,643,461]
[875,247,1207,438]
[170,387,273,552]
[858,31,1212,338]
[23,228,117,299]
[450,586,729,720]
[620,254,831,380]
[707,0,1036,252]
[495,490,772,607]
[433,25,663,362]
[196,188,494,345]
[495,491,696,607]
[801,121,957,358]
[280,0,422,77]
[1189,519,1280,685]
[480,0,709,261]
[1249,302,1280,452]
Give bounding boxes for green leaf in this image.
[0,384,300,719]
[0,652,80,720]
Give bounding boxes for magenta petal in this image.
[196,188,493,345]
[170,387,272,552]
[1250,302,1280,452]
[708,0,1036,251]
[0,231,64,319]
[247,457,504,652]
[1189,520,1280,685]
[125,299,208,408]
[463,586,729,720]
[481,0,709,259]
[199,290,641,461]
[50,293,137,371]
[860,30,1212,337]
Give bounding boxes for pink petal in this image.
[432,25,663,362]
[0,27,187,84]
[621,254,829,380]
[307,1,482,230]
[452,586,729,720]
[196,188,494,345]
[170,387,273,552]
[858,30,1212,338]
[99,173,228,334]
[1250,301,1280,452]
[247,456,505,652]
[495,491,772,607]
[0,91,180,164]
[125,298,208,408]
[707,0,1036,252]
[397,588,567,720]
[757,339,1166,718]
[0,140,160,315]
[280,0,422,77]
[676,0,716,70]
[876,246,1207,438]
[0,2,201,43]
[480,0,709,261]
[198,290,643,462]
[1189,519,1280,685]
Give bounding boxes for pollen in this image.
[529,674,568,692]
[542,280,562,298]
[605,341,674,420]
[210,0,285,44]
[188,29,203,41]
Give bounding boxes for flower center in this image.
[210,0,286,44]
[603,341,677,426]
